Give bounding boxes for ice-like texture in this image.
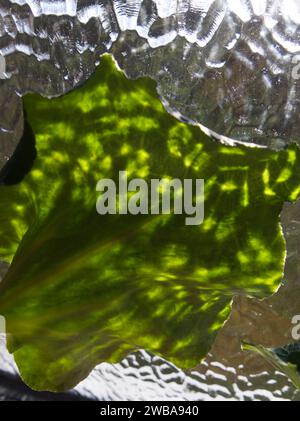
[1,0,300,168]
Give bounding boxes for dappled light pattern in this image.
[0,57,300,391]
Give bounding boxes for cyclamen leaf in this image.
[0,56,300,391]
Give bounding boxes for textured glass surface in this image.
[1,0,300,169]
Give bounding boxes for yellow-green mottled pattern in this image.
[0,56,300,391]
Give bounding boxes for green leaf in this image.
[243,343,300,390]
[0,55,300,391]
